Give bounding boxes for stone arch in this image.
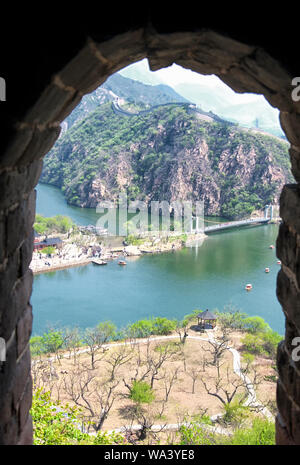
[1,26,300,445]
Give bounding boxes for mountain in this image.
[120,59,285,139]
[173,83,284,138]
[63,74,189,131]
[42,102,292,220]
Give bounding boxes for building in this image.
[33,237,63,251]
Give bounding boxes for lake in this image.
[31,183,285,336]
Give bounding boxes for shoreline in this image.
[30,232,207,274]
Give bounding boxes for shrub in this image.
[152,317,177,335]
[130,381,155,405]
[243,316,270,334]
[41,246,56,255]
[31,389,127,445]
[127,319,154,338]
[226,418,275,445]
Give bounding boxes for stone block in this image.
[0,161,42,212]
[18,375,32,432]
[279,184,300,233]
[290,147,300,183]
[23,82,76,126]
[280,112,300,147]
[0,127,33,169]
[276,414,294,445]
[17,126,61,166]
[59,42,111,95]
[16,305,32,360]
[12,346,31,413]
[276,379,292,433]
[6,190,36,257]
[17,414,33,445]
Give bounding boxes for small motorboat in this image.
[118,260,127,266]
[277,260,281,265]
[265,267,270,273]
[245,284,252,291]
[92,259,108,265]
[269,245,275,249]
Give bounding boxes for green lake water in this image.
[31,183,285,336]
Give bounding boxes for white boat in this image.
[92,259,107,265]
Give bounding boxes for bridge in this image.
[203,217,270,234]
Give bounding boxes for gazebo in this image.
[197,310,217,329]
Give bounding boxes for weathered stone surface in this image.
[0,160,42,212]
[276,414,294,445]
[17,126,61,166]
[280,112,300,147]
[19,229,34,277]
[1,271,33,343]
[13,346,31,412]
[95,29,146,80]
[17,415,33,445]
[276,222,298,271]
[277,268,300,335]
[23,81,77,126]
[6,190,36,257]
[290,147,300,183]
[16,304,32,359]
[279,184,300,233]
[277,378,293,433]
[0,127,33,169]
[18,375,32,432]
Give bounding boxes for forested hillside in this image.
[42,102,292,220]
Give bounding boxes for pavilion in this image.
[197,310,217,329]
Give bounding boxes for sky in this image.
[119,58,265,106]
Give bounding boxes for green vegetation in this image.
[34,214,75,235]
[31,389,127,445]
[215,308,282,360]
[42,101,291,220]
[30,309,278,445]
[40,246,56,255]
[130,380,155,405]
[178,417,275,445]
[127,317,177,338]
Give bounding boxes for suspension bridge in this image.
[203,216,270,233]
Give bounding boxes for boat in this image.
[265,267,270,273]
[277,260,281,265]
[245,284,252,291]
[118,260,127,266]
[269,245,274,249]
[92,259,108,265]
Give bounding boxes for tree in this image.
[83,321,116,369]
[62,362,120,432]
[61,327,82,362]
[41,328,64,363]
[130,380,155,405]
[31,388,127,445]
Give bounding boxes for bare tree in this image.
[187,367,202,394]
[175,320,189,345]
[202,329,230,368]
[83,326,112,370]
[105,346,133,381]
[162,366,181,401]
[62,327,82,364]
[146,342,178,389]
[62,362,120,432]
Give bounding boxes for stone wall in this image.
[1,17,300,444]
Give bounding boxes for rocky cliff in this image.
[41,102,292,219]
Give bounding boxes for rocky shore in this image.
[30,232,206,274]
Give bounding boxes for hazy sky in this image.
[120,58,264,105]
